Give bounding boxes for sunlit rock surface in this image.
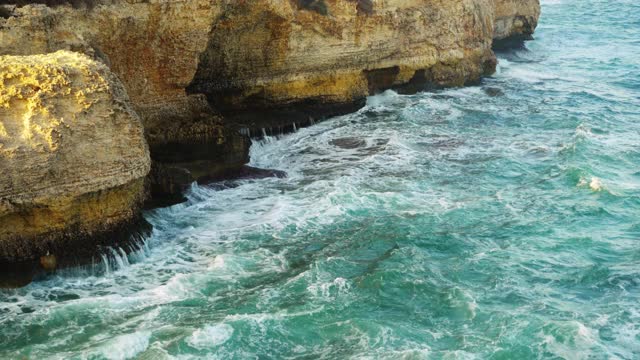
[0,0,250,201]
[0,51,150,262]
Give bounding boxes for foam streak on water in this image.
[2,0,640,358]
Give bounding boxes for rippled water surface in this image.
[2,0,640,358]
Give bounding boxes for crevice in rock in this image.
[492,34,534,51]
[297,0,328,15]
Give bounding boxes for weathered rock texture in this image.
[0,0,534,205]
[0,51,150,262]
[493,0,541,41]
[0,0,539,134]
[0,0,250,202]
[189,0,499,130]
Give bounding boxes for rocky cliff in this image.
[493,0,541,43]
[189,0,498,131]
[0,51,150,262]
[0,0,540,134]
[0,1,250,203]
[0,0,540,264]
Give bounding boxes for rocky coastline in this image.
[0,0,540,272]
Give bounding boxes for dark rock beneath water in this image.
[484,87,504,97]
[148,163,287,206]
[201,166,287,191]
[201,166,287,183]
[492,34,534,51]
[330,137,367,149]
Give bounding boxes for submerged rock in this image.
[330,137,367,150]
[0,51,150,263]
[202,166,288,191]
[203,166,287,184]
[484,87,505,97]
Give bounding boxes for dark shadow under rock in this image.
[355,0,373,15]
[200,165,287,184]
[297,0,328,15]
[145,162,192,209]
[0,216,151,288]
[493,34,534,51]
[201,166,287,191]
[210,98,367,139]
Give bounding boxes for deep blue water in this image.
[1,0,640,358]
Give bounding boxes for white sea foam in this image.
[95,331,151,360]
[589,177,604,191]
[187,324,234,349]
[502,67,560,84]
[575,124,594,139]
[578,176,604,192]
[366,90,400,108]
[307,277,351,299]
[540,321,598,360]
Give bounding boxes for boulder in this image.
[0,50,150,262]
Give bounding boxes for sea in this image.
[1,0,640,358]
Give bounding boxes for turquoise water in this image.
[2,0,640,358]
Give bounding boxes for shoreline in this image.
[0,0,540,283]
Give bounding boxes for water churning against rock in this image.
[1,0,640,358]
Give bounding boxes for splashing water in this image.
[2,0,640,358]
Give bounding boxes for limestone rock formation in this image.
[0,1,250,203]
[189,0,499,129]
[0,0,537,132]
[0,51,150,262]
[0,0,541,129]
[0,0,540,146]
[493,0,541,41]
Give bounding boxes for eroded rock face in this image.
[0,0,540,141]
[0,51,150,262]
[493,0,541,41]
[0,0,538,198]
[0,0,503,130]
[0,1,250,202]
[189,0,499,129]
